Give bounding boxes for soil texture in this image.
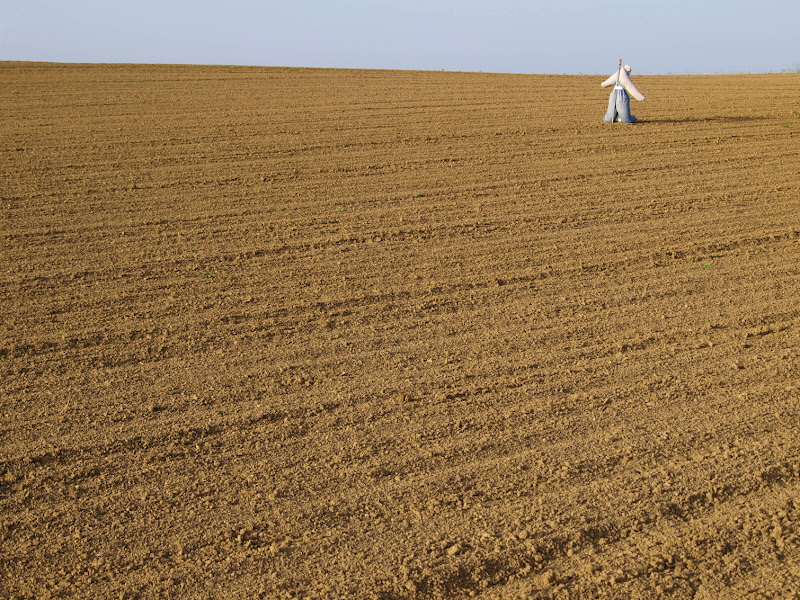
[2,63,800,599]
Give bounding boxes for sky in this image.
[3,0,799,75]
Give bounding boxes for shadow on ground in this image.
[642,115,771,124]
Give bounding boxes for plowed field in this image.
[2,63,800,599]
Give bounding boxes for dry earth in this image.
[2,63,800,599]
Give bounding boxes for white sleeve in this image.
[619,70,645,101]
[601,73,618,88]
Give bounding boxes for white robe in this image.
[601,69,645,123]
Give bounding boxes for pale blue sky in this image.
[3,0,798,74]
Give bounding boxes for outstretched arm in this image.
[600,73,617,88]
[618,70,646,101]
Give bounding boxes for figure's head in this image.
[624,65,632,73]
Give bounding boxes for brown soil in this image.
[2,63,800,599]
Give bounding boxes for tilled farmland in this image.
[2,62,800,599]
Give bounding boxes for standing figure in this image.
[601,62,646,123]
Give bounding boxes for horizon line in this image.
[2,59,798,76]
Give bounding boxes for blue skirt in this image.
[604,89,637,123]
